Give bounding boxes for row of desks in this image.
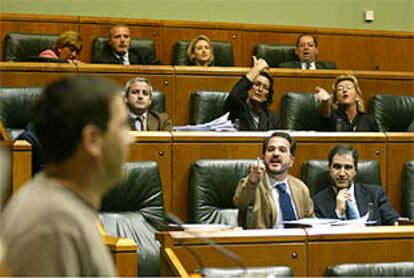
[1,62,413,125]
[157,225,414,276]
[4,131,414,221]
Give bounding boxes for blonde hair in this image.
[186,35,214,66]
[54,31,83,53]
[332,74,365,113]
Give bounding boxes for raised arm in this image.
[314,86,332,118]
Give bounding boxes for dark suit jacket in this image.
[278,60,336,69]
[97,45,162,65]
[313,183,399,225]
[224,76,280,131]
[128,110,172,131]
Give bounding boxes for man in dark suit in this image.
[313,144,399,225]
[97,24,161,65]
[279,33,336,70]
[124,77,172,131]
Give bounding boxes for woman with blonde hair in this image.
[186,35,214,66]
[315,74,379,131]
[39,31,83,63]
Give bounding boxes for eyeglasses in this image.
[336,83,355,92]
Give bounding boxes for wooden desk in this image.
[306,226,414,276]
[386,132,414,212]
[157,228,307,276]
[157,226,414,276]
[129,132,172,211]
[103,235,138,277]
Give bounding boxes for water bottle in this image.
[366,202,376,225]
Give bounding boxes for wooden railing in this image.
[1,62,413,125]
[1,13,413,71]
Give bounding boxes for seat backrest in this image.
[4,32,58,61]
[0,87,43,140]
[172,40,234,66]
[99,161,165,276]
[92,36,156,63]
[253,43,297,68]
[369,95,414,132]
[190,91,229,124]
[281,92,326,131]
[100,161,165,229]
[189,159,254,226]
[150,91,166,113]
[201,266,293,277]
[302,160,381,197]
[403,160,414,220]
[324,262,414,276]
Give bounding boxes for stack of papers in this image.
[284,213,373,228]
[173,112,237,131]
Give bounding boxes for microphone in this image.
[165,213,247,274]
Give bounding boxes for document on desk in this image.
[283,218,340,228]
[284,214,372,228]
[173,112,237,131]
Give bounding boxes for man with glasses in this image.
[224,56,280,131]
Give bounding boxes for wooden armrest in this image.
[102,235,138,276]
[162,247,191,278]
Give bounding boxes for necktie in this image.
[276,183,297,221]
[120,55,129,65]
[345,200,360,219]
[305,62,311,70]
[136,116,147,131]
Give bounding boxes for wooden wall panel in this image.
[386,133,414,214]
[128,134,172,212]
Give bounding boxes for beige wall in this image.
[0,0,413,32]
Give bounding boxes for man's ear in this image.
[81,125,103,158]
[289,155,295,168]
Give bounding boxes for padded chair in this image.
[189,159,254,226]
[369,95,414,132]
[201,266,293,277]
[149,91,166,113]
[0,87,43,140]
[281,92,326,131]
[324,261,414,276]
[3,32,61,61]
[92,37,157,63]
[253,43,297,68]
[301,160,381,197]
[403,160,414,220]
[99,161,165,277]
[172,40,234,66]
[190,91,229,124]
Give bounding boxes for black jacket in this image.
[313,183,399,225]
[96,45,162,65]
[224,76,280,131]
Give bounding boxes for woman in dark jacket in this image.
[315,74,379,132]
[224,56,280,131]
